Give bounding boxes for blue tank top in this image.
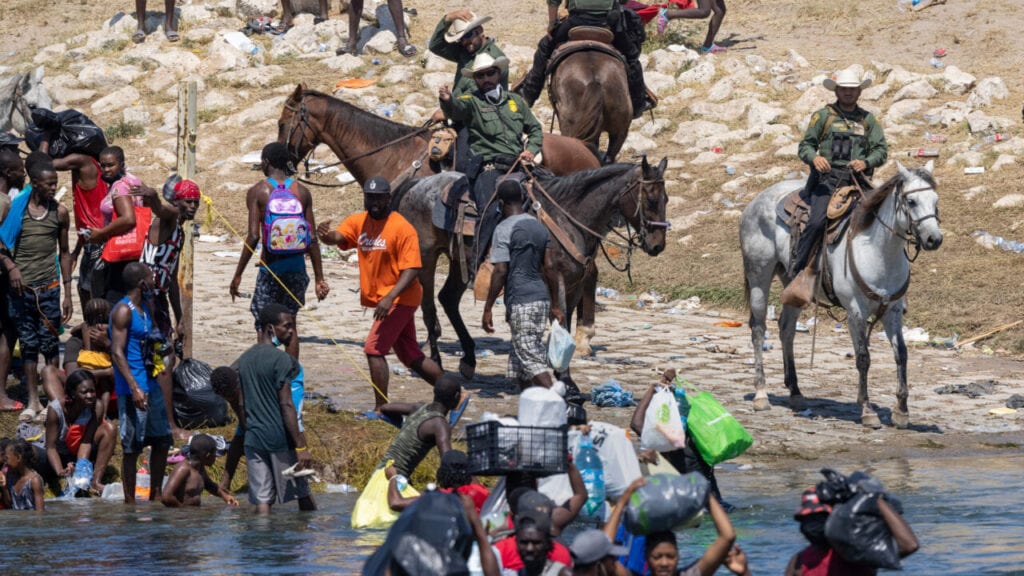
[111,297,155,395]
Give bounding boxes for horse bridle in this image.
[281,94,435,187]
[875,179,940,262]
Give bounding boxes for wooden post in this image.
[176,81,197,358]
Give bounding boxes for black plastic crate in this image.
[466,421,568,476]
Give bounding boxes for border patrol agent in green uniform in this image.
[790,69,888,277]
[438,53,544,269]
[428,10,508,97]
[517,0,652,118]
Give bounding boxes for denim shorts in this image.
[118,383,173,453]
[9,283,61,362]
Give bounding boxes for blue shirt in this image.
[111,297,157,395]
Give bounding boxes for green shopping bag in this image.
[686,390,753,465]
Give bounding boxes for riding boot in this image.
[626,59,651,119]
[516,36,555,106]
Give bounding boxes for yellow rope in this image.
[200,193,389,403]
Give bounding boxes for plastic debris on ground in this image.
[933,380,998,398]
[590,380,637,408]
[902,326,930,342]
[989,407,1017,416]
[795,322,809,333]
[972,230,1024,254]
[596,287,619,299]
[713,320,743,328]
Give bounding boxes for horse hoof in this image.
[789,394,805,410]
[753,395,771,411]
[458,359,475,381]
[892,410,910,429]
[861,412,883,429]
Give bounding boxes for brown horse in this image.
[277,84,602,378]
[550,50,632,164]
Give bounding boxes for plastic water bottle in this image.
[135,453,151,500]
[906,148,939,157]
[376,103,398,118]
[577,434,605,517]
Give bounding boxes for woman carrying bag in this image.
[81,146,149,304]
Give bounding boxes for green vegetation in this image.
[105,120,145,141]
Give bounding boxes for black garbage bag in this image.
[624,472,709,535]
[172,358,230,429]
[825,491,904,570]
[363,490,473,576]
[25,108,107,159]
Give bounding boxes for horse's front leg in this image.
[882,303,910,429]
[778,304,804,409]
[418,253,443,370]
[573,261,598,357]
[439,247,476,380]
[746,273,771,411]
[847,312,881,428]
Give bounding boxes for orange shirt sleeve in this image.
[335,213,362,251]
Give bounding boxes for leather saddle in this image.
[547,28,625,76]
[776,184,861,247]
[430,174,476,237]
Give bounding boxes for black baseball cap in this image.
[363,176,391,194]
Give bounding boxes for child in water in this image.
[1,438,45,511]
[161,434,239,508]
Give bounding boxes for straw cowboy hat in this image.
[461,53,510,78]
[444,13,492,43]
[823,69,872,91]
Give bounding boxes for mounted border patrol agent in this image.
[439,53,544,272]
[786,69,888,287]
[515,0,653,119]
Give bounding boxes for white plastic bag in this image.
[640,387,686,453]
[588,422,643,500]
[547,320,576,371]
[519,386,566,427]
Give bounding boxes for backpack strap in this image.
[820,105,871,140]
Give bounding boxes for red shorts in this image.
[364,304,425,366]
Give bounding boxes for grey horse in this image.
[739,161,943,428]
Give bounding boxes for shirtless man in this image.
[161,434,239,508]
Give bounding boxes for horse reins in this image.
[282,95,436,188]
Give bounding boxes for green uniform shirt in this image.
[440,90,544,161]
[547,0,617,13]
[798,104,887,176]
[427,18,509,97]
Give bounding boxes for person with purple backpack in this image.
[230,142,330,360]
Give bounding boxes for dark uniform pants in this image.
[791,169,852,275]
[472,167,508,269]
[517,10,646,112]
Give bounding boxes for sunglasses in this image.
[460,27,483,42]
[473,68,500,80]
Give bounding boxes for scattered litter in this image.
[705,344,719,353]
[795,322,809,333]
[989,407,1018,416]
[596,287,619,299]
[972,231,1024,253]
[391,365,411,376]
[710,147,723,154]
[934,380,998,398]
[798,409,813,417]
[767,305,777,320]
[832,323,845,333]
[197,234,229,243]
[923,131,947,143]
[690,336,707,343]
[337,171,356,185]
[902,327,930,342]
[932,48,947,58]
[1005,394,1024,409]
[478,349,494,357]
[665,308,682,314]
[713,321,743,328]
[724,166,736,175]
[666,44,689,53]
[964,166,985,174]
[334,78,376,91]
[591,380,637,407]
[213,251,240,259]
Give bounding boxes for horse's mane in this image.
[535,163,636,201]
[850,168,936,236]
[298,89,421,142]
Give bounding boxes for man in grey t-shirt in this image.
[482,179,564,389]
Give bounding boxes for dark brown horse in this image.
[530,158,670,392]
[550,50,632,164]
[277,84,602,378]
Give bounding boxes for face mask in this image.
[101,171,123,185]
[799,516,829,548]
[485,85,502,103]
[271,335,282,347]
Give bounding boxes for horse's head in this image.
[621,156,670,256]
[277,84,319,169]
[896,160,943,251]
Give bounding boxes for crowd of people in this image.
[0,2,924,575]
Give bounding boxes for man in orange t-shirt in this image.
[317,176,443,410]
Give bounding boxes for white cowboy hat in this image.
[461,52,509,78]
[823,69,871,91]
[444,13,492,43]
